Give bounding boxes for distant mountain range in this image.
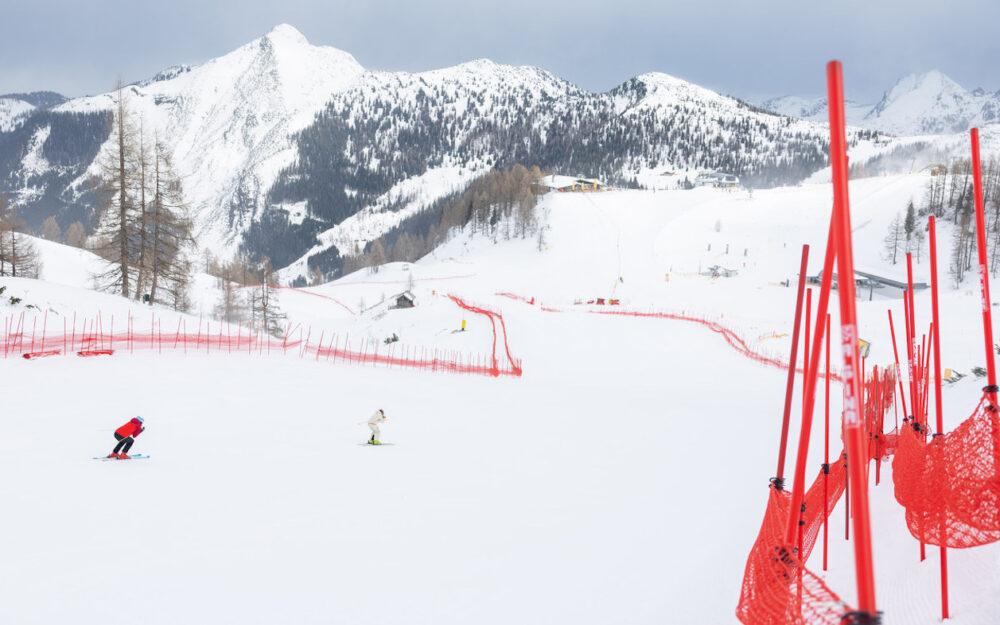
[759,70,1000,136]
[0,25,995,281]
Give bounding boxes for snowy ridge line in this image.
[238,284,355,315]
[446,295,522,376]
[2,311,520,378]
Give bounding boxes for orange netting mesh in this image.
[738,367,896,625]
[736,480,851,625]
[891,395,1000,548]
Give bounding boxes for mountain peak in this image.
[265,24,309,45]
[886,70,964,98]
[864,69,991,135]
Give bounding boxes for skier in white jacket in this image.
[367,409,387,445]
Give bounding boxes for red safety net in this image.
[892,394,1000,548]
[587,306,841,382]
[448,295,522,376]
[736,474,849,625]
[738,360,897,625]
[2,305,522,378]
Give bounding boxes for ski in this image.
[93,454,150,461]
[359,443,394,446]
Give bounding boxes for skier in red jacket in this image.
[108,416,145,459]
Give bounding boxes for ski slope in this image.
[2,174,1000,624]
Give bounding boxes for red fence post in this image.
[823,312,831,571]
[775,245,811,486]
[971,128,999,409]
[887,310,910,422]
[928,215,950,619]
[41,310,48,352]
[804,287,812,407]
[827,59,877,616]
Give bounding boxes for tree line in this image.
[884,157,1000,286]
[334,164,543,278]
[89,81,194,310]
[204,251,286,338]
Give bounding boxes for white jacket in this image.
[367,410,386,425]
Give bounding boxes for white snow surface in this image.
[3,175,1000,624]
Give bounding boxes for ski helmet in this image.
[136,416,145,423]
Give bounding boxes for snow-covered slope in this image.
[4,174,1000,624]
[0,97,35,132]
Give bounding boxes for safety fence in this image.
[737,368,897,625]
[736,466,847,625]
[504,295,843,382]
[239,284,355,315]
[892,392,1000,548]
[3,300,522,378]
[448,295,522,376]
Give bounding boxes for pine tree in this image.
[65,222,87,248]
[368,239,387,273]
[254,257,286,337]
[40,216,62,242]
[146,139,193,308]
[904,199,916,243]
[92,80,139,297]
[0,191,41,278]
[883,212,904,265]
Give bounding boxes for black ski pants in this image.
[112,433,135,454]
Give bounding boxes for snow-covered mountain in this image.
[50,24,366,253]
[758,95,872,127]
[0,91,66,132]
[864,70,1000,135]
[0,24,896,281]
[0,98,35,133]
[761,70,1000,136]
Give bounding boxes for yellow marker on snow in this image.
[461,319,466,331]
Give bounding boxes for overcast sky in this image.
[3,0,1000,104]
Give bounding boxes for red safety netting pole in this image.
[774,245,811,487]
[823,312,831,571]
[908,256,929,564]
[928,215,950,620]
[887,310,910,421]
[971,128,999,409]
[827,59,878,619]
[784,213,837,545]
[804,287,812,410]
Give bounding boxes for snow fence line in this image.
[737,368,898,625]
[2,308,522,378]
[446,294,522,377]
[498,293,840,382]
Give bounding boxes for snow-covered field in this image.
[3,174,1000,624]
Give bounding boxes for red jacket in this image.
[115,419,144,438]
